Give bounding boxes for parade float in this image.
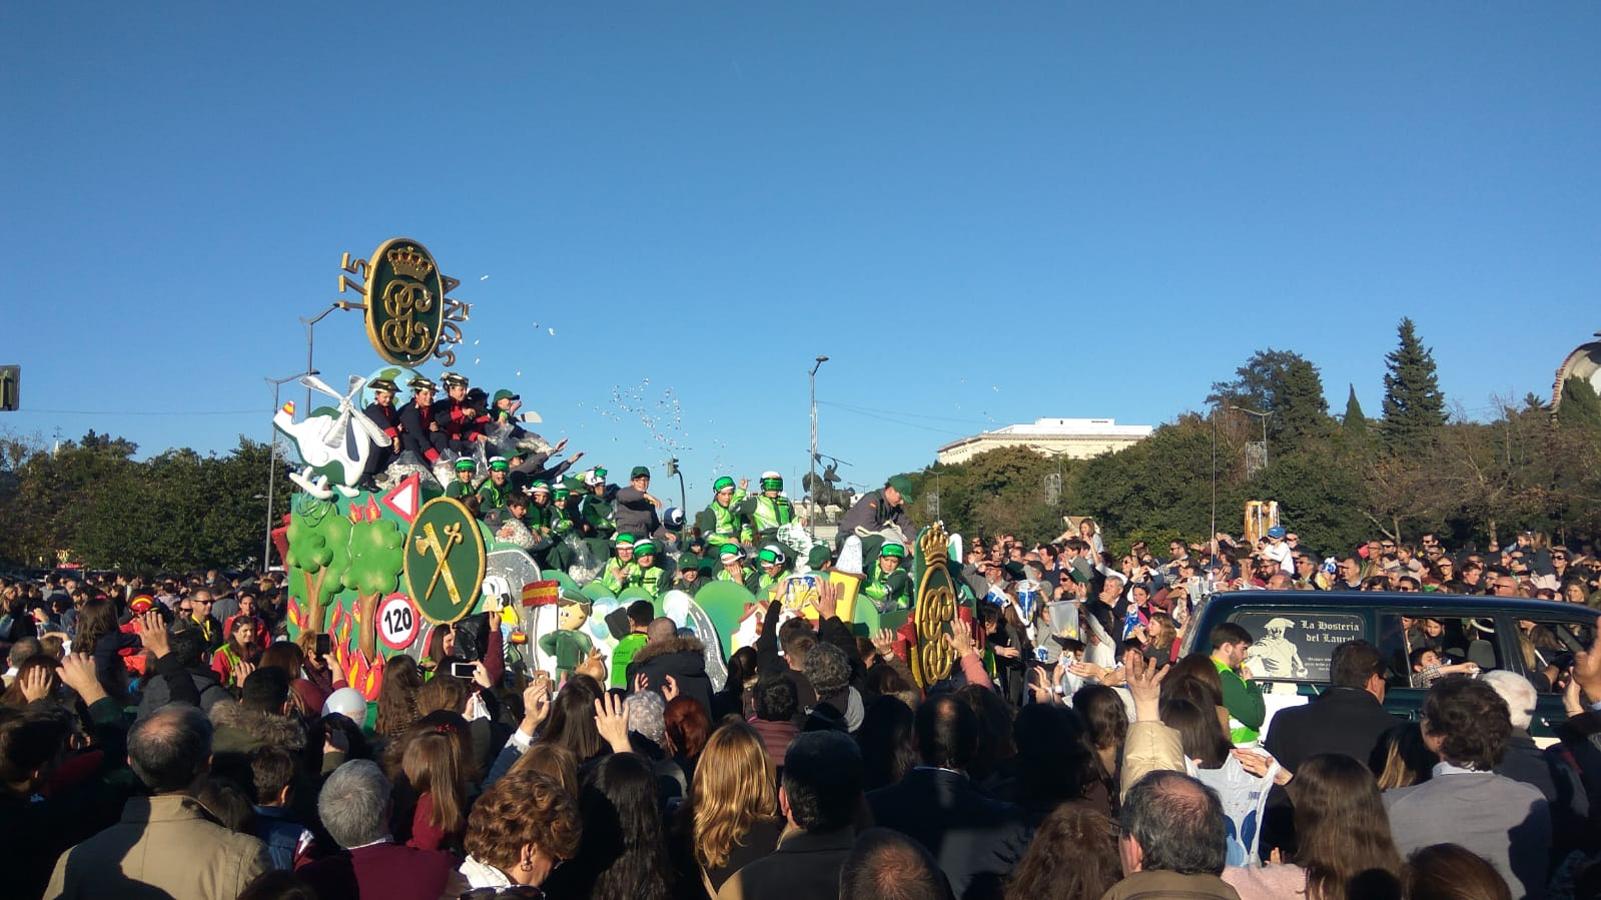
[272,238,979,700]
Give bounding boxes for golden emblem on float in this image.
[910,522,958,688]
[336,237,470,366]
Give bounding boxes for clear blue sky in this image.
[4,3,1598,498]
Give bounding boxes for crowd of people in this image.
[5,501,1601,900]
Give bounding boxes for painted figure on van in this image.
[1246,616,1307,682]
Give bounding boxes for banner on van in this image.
[1234,611,1363,683]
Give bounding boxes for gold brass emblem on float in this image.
[336,237,471,366]
[910,522,958,688]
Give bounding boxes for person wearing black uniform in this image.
[397,375,446,464]
[433,372,489,455]
[359,377,403,487]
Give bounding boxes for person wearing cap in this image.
[738,472,795,546]
[753,545,790,599]
[359,377,403,487]
[397,375,446,464]
[838,475,916,546]
[444,458,478,499]
[626,540,669,598]
[490,388,521,425]
[675,552,709,597]
[806,544,834,574]
[861,543,912,613]
[602,534,639,594]
[614,466,664,542]
[696,476,751,547]
[1262,525,1294,576]
[476,457,513,514]
[432,372,490,454]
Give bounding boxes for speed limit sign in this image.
[377,593,422,651]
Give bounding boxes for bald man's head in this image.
[646,617,677,644]
[840,828,951,900]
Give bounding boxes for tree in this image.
[1557,376,1601,432]
[285,503,350,633]
[346,517,405,662]
[1342,385,1368,438]
[1380,318,1446,452]
[1208,349,1331,450]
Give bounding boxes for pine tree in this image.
[1380,317,1446,451]
[1557,376,1601,431]
[1207,349,1330,449]
[1342,384,1368,436]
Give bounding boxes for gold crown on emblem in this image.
[386,245,434,281]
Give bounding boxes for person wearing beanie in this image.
[475,457,513,514]
[739,471,795,546]
[696,475,751,547]
[754,545,790,599]
[861,543,912,614]
[716,545,757,592]
[627,540,669,598]
[601,534,639,594]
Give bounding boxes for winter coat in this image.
[628,636,714,715]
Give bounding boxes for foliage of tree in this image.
[0,431,290,574]
[347,517,405,661]
[1557,376,1601,432]
[1342,385,1367,437]
[1208,349,1331,452]
[285,503,349,635]
[1381,317,1447,452]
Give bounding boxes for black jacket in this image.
[716,826,856,900]
[1497,729,1590,853]
[627,636,714,716]
[1262,685,1401,773]
[867,768,1031,900]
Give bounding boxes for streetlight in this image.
[265,369,319,569]
[302,301,355,409]
[808,356,829,537]
[1229,404,1272,470]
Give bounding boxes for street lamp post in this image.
[808,356,829,537]
[265,369,319,569]
[301,302,350,410]
[1229,404,1272,470]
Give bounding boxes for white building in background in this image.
[936,417,1153,465]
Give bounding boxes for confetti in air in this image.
[547,327,556,336]
[479,275,490,281]
[515,370,522,377]
[474,357,481,365]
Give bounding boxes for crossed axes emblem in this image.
[414,522,465,606]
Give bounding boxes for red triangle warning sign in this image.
[380,473,421,523]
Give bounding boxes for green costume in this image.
[477,479,512,511]
[609,632,648,689]
[539,629,593,679]
[741,493,795,544]
[1212,655,1266,743]
[445,480,475,499]
[862,565,912,612]
[582,491,616,538]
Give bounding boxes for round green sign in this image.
[402,497,486,625]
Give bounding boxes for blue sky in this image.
[3,3,1598,499]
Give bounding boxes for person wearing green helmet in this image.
[754,544,790,600]
[444,457,477,500]
[696,475,751,547]
[600,534,639,594]
[861,542,913,613]
[716,544,758,593]
[476,456,514,514]
[739,471,795,546]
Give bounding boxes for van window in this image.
[1378,614,1502,688]
[1229,611,1365,683]
[1509,617,1588,693]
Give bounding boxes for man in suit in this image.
[866,695,1030,900]
[298,760,464,900]
[1265,639,1401,773]
[716,731,862,900]
[1384,677,1551,900]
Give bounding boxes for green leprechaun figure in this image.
[538,591,595,681]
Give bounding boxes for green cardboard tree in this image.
[285,503,351,634]
[347,517,406,662]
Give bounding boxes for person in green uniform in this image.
[607,599,654,689]
[543,485,579,572]
[861,542,913,613]
[537,591,594,681]
[1210,622,1266,744]
[676,551,709,596]
[753,544,790,600]
[579,466,617,564]
[696,476,751,547]
[491,388,522,425]
[601,534,637,594]
[739,471,795,546]
[628,540,669,598]
[444,458,477,499]
[716,544,755,590]
[476,456,513,515]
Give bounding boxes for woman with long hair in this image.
[1145,613,1181,664]
[507,742,580,798]
[374,654,424,736]
[211,616,263,689]
[677,722,782,895]
[75,598,129,700]
[222,594,269,649]
[534,674,608,764]
[1403,844,1511,900]
[1,656,61,708]
[288,632,347,714]
[1160,697,1231,769]
[564,752,673,900]
[713,645,758,721]
[395,713,477,853]
[1224,754,1404,900]
[1008,703,1096,824]
[459,769,581,891]
[1073,684,1127,817]
[1004,802,1120,900]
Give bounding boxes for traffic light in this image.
[0,366,17,412]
